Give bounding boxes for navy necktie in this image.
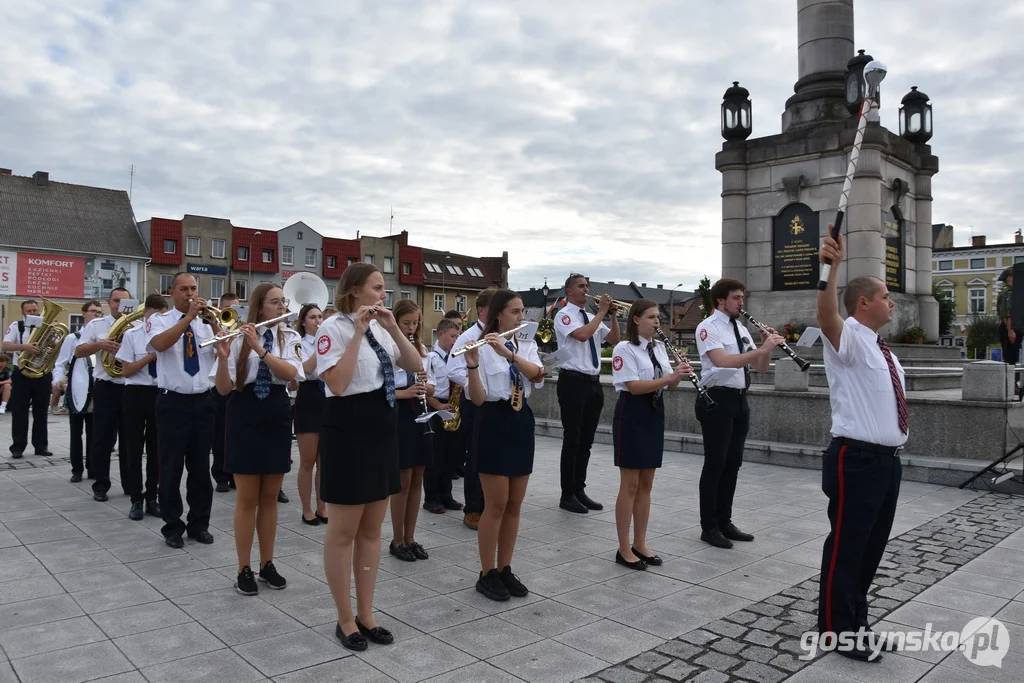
[580,309,599,368]
[504,340,524,391]
[365,329,395,407]
[730,317,751,389]
[181,315,199,376]
[648,341,664,406]
[147,359,157,378]
[254,329,273,400]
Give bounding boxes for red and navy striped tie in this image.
[877,336,909,434]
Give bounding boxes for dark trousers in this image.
[69,412,93,476]
[211,391,231,485]
[999,323,1023,366]
[557,370,604,497]
[10,370,50,454]
[460,400,484,514]
[817,438,902,634]
[156,390,214,538]
[122,385,159,503]
[695,388,749,531]
[90,381,125,496]
[424,417,461,503]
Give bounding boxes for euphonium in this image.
[442,381,461,432]
[535,318,554,344]
[19,298,70,379]
[101,310,146,378]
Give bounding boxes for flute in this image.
[198,312,295,348]
[738,309,811,371]
[451,323,529,357]
[653,328,716,409]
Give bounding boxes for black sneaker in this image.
[237,566,258,596]
[423,500,445,514]
[258,561,287,590]
[408,542,428,560]
[389,541,416,562]
[128,501,144,521]
[498,566,528,597]
[476,568,510,602]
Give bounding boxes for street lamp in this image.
[720,81,752,141]
[247,230,262,301]
[667,283,683,344]
[899,86,933,143]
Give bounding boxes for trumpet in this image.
[739,308,811,372]
[451,322,529,357]
[198,312,296,348]
[653,328,715,408]
[190,300,241,330]
[589,295,630,317]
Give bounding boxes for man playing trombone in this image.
[554,273,620,514]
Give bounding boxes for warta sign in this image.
[0,250,86,298]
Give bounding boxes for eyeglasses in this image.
[87,309,103,314]
[266,298,290,307]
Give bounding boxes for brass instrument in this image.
[451,323,529,357]
[535,318,554,344]
[588,295,630,317]
[19,298,69,378]
[739,308,811,371]
[442,381,462,431]
[201,304,241,330]
[101,310,146,378]
[653,327,715,409]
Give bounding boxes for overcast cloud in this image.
[1,0,1021,292]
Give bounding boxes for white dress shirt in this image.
[3,320,35,367]
[694,309,756,389]
[211,326,305,386]
[299,334,320,381]
[823,317,908,448]
[430,347,453,400]
[115,325,158,387]
[394,347,434,390]
[315,314,399,398]
[554,302,610,375]
[52,333,81,386]
[145,309,217,394]
[474,339,542,402]
[447,321,484,390]
[611,338,672,392]
[79,315,125,385]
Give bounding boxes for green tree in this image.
[966,313,1000,359]
[933,283,956,337]
[696,275,714,320]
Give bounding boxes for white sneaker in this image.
[0,406,6,414]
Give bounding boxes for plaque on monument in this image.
[882,206,904,292]
[772,203,820,291]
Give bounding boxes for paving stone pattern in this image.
[583,494,1024,682]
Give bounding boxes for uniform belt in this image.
[707,386,747,395]
[832,437,903,457]
[560,369,600,381]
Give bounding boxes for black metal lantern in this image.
[844,49,881,115]
[721,81,752,141]
[899,86,933,143]
[541,278,549,299]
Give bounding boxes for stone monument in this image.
[716,0,940,340]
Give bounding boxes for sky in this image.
[2,0,1022,293]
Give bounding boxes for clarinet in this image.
[409,334,435,435]
[738,309,811,371]
[653,328,716,409]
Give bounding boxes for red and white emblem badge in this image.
[699,329,708,341]
[317,335,331,355]
[612,356,624,371]
[561,314,571,326]
[145,319,152,333]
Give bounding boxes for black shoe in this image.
[258,561,287,589]
[355,616,394,645]
[862,629,899,652]
[700,528,733,549]
[228,479,236,489]
[721,523,754,542]
[165,534,184,549]
[315,513,328,525]
[576,491,603,511]
[441,497,464,511]
[615,550,648,571]
[476,568,510,601]
[423,500,445,514]
[215,482,230,493]
[93,491,108,502]
[69,473,82,483]
[236,566,259,596]
[559,495,588,514]
[277,490,289,504]
[301,514,320,526]
[145,500,161,517]
[498,566,528,597]
[187,530,214,544]
[632,547,663,566]
[836,642,883,663]
[35,450,52,457]
[128,501,144,521]
[11,450,23,460]
[389,541,416,562]
[335,623,368,651]
[408,542,428,560]
[454,466,465,478]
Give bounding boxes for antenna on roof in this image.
[129,164,134,201]
[390,205,394,236]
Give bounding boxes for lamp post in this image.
[720,81,752,141]
[247,230,261,301]
[667,283,682,344]
[899,86,933,143]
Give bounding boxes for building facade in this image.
[422,248,508,345]
[230,227,279,301]
[278,221,323,287]
[932,233,1024,336]
[138,215,233,301]
[0,169,149,332]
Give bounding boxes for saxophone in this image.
[101,310,146,378]
[19,298,70,379]
[442,381,461,431]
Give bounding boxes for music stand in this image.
[959,442,1024,489]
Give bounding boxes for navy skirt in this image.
[319,388,401,505]
[397,398,434,469]
[225,384,293,475]
[470,399,535,477]
[293,380,325,434]
[613,391,664,470]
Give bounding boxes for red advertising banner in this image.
[16,252,85,298]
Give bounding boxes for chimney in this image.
[33,171,49,186]
[972,235,986,248]
[1016,230,1022,245]
[0,168,11,176]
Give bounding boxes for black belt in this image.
[560,369,601,381]
[707,386,747,396]
[832,437,902,457]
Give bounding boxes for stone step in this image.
[748,368,963,391]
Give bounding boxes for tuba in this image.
[19,298,70,378]
[442,381,461,431]
[101,310,146,378]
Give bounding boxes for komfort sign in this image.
[0,250,87,298]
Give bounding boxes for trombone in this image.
[189,300,242,330]
[588,295,630,317]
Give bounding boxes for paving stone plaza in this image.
[0,416,1020,682]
